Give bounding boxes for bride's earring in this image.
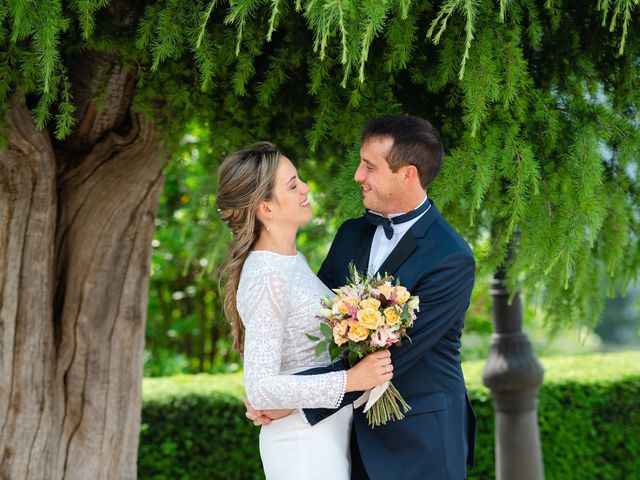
[266,220,271,232]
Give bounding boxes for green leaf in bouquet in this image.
[329,344,345,360]
[347,262,358,283]
[319,322,333,339]
[400,302,411,322]
[305,333,320,342]
[315,341,329,357]
[348,349,361,367]
[353,343,367,356]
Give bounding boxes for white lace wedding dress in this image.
[237,250,353,480]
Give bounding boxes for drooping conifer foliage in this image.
[2,0,637,327]
[0,2,637,476]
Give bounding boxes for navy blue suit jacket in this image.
[303,199,476,480]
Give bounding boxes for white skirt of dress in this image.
[259,404,353,480]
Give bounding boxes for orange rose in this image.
[357,308,383,329]
[383,307,401,325]
[333,320,349,346]
[359,298,381,310]
[394,286,411,304]
[347,323,370,342]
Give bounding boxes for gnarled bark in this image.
[0,52,164,479]
[0,98,59,480]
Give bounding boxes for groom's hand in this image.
[243,397,294,426]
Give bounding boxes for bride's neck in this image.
[253,227,298,256]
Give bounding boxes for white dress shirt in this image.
[367,196,430,275]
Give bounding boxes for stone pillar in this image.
[482,268,545,480]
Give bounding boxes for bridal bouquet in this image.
[307,265,419,427]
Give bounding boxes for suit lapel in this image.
[352,199,440,278]
[353,223,376,274]
[375,231,418,277]
[374,199,440,277]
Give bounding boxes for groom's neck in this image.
[384,189,427,217]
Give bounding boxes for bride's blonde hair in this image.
[217,142,281,351]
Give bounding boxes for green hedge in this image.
[139,351,640,480]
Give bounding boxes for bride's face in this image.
[267,156,312,228]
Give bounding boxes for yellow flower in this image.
[394,286,411,304]
[348,322,370,342]
[377,282,394,300]
[359,298,381,310]
[337,297,359,315]
[357,307,383,329]
[333,321,349,346]
[384,307,401,325]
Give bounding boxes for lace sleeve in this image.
[238,267,347,410]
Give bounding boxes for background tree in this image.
[0,1,637,478]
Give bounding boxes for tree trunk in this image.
[0,52,164,479]
[0,96,58,480]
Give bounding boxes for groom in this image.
[247,115,476,480]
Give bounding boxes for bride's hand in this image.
[345,350,393,392]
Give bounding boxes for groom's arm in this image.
[390,251,475,376]
[297,364,363,425]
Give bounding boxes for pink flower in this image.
[370,327,400,347]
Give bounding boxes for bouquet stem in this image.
[365,382,411,427]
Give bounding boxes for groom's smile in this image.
[355,136,407,216]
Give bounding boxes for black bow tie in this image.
[364,200,431,240]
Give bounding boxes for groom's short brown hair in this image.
[361,115,444,189]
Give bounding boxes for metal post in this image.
[482,268,545,480]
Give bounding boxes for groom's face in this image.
[355,136,406,216]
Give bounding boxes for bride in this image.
[216,142,393,479]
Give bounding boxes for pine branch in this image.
[499,0,509,21]
[150,0,187,71]
[136,3,160,50]
[8,0,33,43]
[266,0,281,41]
[384,6,417,72]
[257,47,300,106]
[224,0,263,56]
[54,68,76,139]
[306,91,338,151]
[308,55,334,95]
[427,0,479,79]
[194,32,217,92]
[0,3,9,44]
[32,1,68,95]
[196,0,219,49]
[72,0,111,40]
[358,1,389,82]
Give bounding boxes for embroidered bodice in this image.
[237,250,347,410]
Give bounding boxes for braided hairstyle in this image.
[216,142,281,351]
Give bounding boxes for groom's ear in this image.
[402,165,419,183]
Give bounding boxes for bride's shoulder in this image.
[241,251,295,280]
[237,253,293,308]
